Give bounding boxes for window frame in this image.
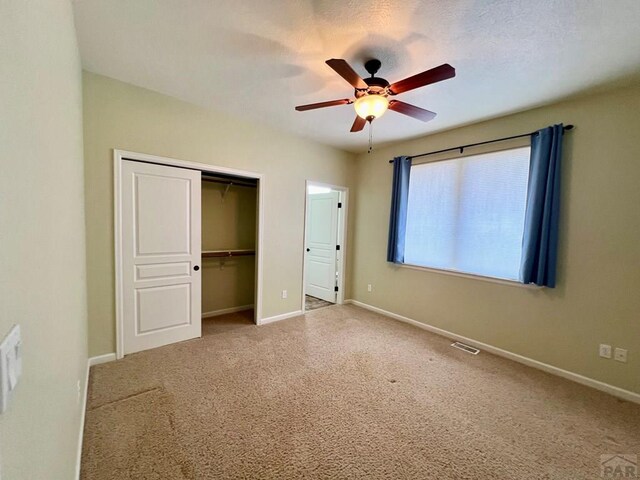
[398,141,538,287]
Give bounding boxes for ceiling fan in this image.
[295,58,456,133]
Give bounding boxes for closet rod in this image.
[201,177,257,188]
[202,249,255,258]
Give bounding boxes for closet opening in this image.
[201,172,258,331]
[114,149,264,358]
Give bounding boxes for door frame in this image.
[114,149,264,359]
[301,181,349,313]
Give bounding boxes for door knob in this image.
[306,248,310,252]
[194,265,200,271]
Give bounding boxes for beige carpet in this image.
[82,305,640,479]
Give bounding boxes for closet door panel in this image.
[134,173,191,256]
[136,284,191,333]
[121,160,201,355]
[135,262,191,280]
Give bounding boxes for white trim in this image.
[396,263,543,289]
[255,176,264,326]
[114,155,124,359]
[301,181,349,313]
[115,149,262,179]
[88,353,117,367]
[258,310,303,325]
[76,353,118,478]
[344,299,640,404]
[75,359,90,479]
[113,149,265,359]
[202,305,254,318]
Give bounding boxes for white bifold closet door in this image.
[121,160,201,355]
[305,191,339,303]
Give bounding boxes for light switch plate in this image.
[0,324,22,414]
[599,344,612,359]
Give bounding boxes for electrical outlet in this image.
[614,348,628,363]
[599,344,612,359]
[77,379,82,404]
[367,284,372,292]
[281,290,287,299]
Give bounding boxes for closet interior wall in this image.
[201,178,257,316]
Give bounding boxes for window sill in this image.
[394,263,544,290]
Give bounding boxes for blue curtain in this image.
[520,124,564,287]
[387,156,412,263]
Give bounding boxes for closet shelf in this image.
[202,249,255,258]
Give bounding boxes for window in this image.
[403,146,530,281]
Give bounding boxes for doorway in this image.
[114,150,264,358]
[302,181,348,313]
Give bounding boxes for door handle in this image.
[194,265,200,271]
[306,248,310,252]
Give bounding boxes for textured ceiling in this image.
[73,0,640,152]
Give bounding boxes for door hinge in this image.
[334,286,339,292]
[336,245,340,251]
[337,202,342,208]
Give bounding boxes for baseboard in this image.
[202,304,254,318]
[88,353,116,366]
[259,310,303,325]
[75,358,90,479]
[76,353,117,476]
[345,299,640,404]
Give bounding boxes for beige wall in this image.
[350,83,640,394]
[83,72,356,356]
[82,56,639,393]
[202,182,256,313]
[0,1,88,478]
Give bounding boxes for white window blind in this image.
[404,147,531,280]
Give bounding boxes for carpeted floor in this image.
[305,295,334,311]
[81,305,640,479]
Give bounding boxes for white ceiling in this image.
[73,0,640,153]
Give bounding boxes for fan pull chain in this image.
[368,120,374,154]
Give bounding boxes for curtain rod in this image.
[388,124,574,163]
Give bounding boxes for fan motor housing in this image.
[357,59,390,97]
[365,77,389,88]
[355,77,390,98]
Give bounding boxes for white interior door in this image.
[121,160,201,354]
[305,191,339,303]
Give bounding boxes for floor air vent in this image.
[451,342,480,355]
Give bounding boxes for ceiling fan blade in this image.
[295,99,352,111]
[326,59,368,90]
[389,100,437,122]
[388,64,455,95]
[350,115,366,132]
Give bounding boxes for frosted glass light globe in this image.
[354,94,389,120]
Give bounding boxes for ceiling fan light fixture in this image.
[354,94,389,120]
